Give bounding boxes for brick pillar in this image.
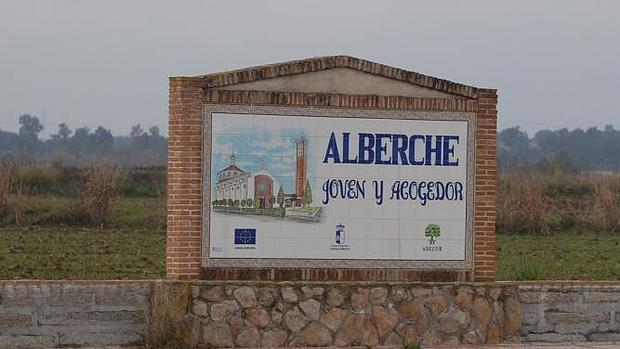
[167,77,204,279]
[473,89,498,281]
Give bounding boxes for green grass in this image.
[497,232,620,280]
[111,196,166,228]
[0,227,165,279]
[2,194,620,280]
[0,195,165,228]
[2,227,619,280]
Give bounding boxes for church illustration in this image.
[214,136,315,212]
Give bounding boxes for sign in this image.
[208,112,469,261]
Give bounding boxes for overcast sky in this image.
[1,1,619,137]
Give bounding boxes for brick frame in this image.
[167,78,204,279]
[167,56,497,281]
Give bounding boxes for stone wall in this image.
[0,281,151,349]
[519,282,620,342]
[4,280,620,348]
[151,281,522,347]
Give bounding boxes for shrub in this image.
[15,165,63,194]
[120,167,166,197]
[0,157,29,225]
[592,176,620,231]
[0,156,14,209]
[80,166,126,227]
[497,172,548,234]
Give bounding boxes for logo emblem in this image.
[422,224,443,252]
[330,223,350,251]
[335,223,345,244]
[424,224,441,244]
[234,228,256,249]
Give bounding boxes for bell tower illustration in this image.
[295,136,307,207]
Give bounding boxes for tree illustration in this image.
[425,224,441,244]
[277,187,284,208]
[303,180,313,207]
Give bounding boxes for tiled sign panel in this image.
[209,113,468,261]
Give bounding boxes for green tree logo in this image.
[424,224,441,244]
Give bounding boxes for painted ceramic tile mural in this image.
[209,112,468,261]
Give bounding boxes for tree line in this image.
[0,114,166,167]
[498,125,620,172]
[2,114,620,171]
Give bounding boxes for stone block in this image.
[299,299,321,321]
[233,286,257,308]
[391,287,409,302]
[203,321,234,348]
[584,291,620,303]
[38,310,144,326]
[461,329,481,344]
[425,295,449,316]
[320,307,347,332]
[326,287,345,307]
[525,332,587,342]
[522,312,540,326]
[369,287,388,305]
[395,323,418,345]
[518,291,540,303]
[210,300,240,321]
[486,324,501,344]
[246,308,270,328]
[455,287,474,310]
[488,287,502,301]
[228,315,244,331]
[58,330,142,347]
[503,296,522,336]
[520,290,580,305]
[383,332,403,346]
[0,335,57,348]
[0,313,32,327]
[411,287,432,299]
[545,311,610,325]
[284,307,308,333]
[236,327,259,347]
[371,306,398,338]
[334,314,379,346]
[350,288,369,311]
[190,298,208,317]
[301,286,324,299]
[93,287,149,307]
[293,322,332,346]
[438,308,471,335]
[203,285,226,302]
[262,330,288,347]
[473,298,493,330]
[590,332,620,341]
[258,287,277,307]
[281,287,298,304]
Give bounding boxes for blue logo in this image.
[330,223,350,251]
[234,228,256,245]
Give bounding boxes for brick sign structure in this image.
[167,56,497,282]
